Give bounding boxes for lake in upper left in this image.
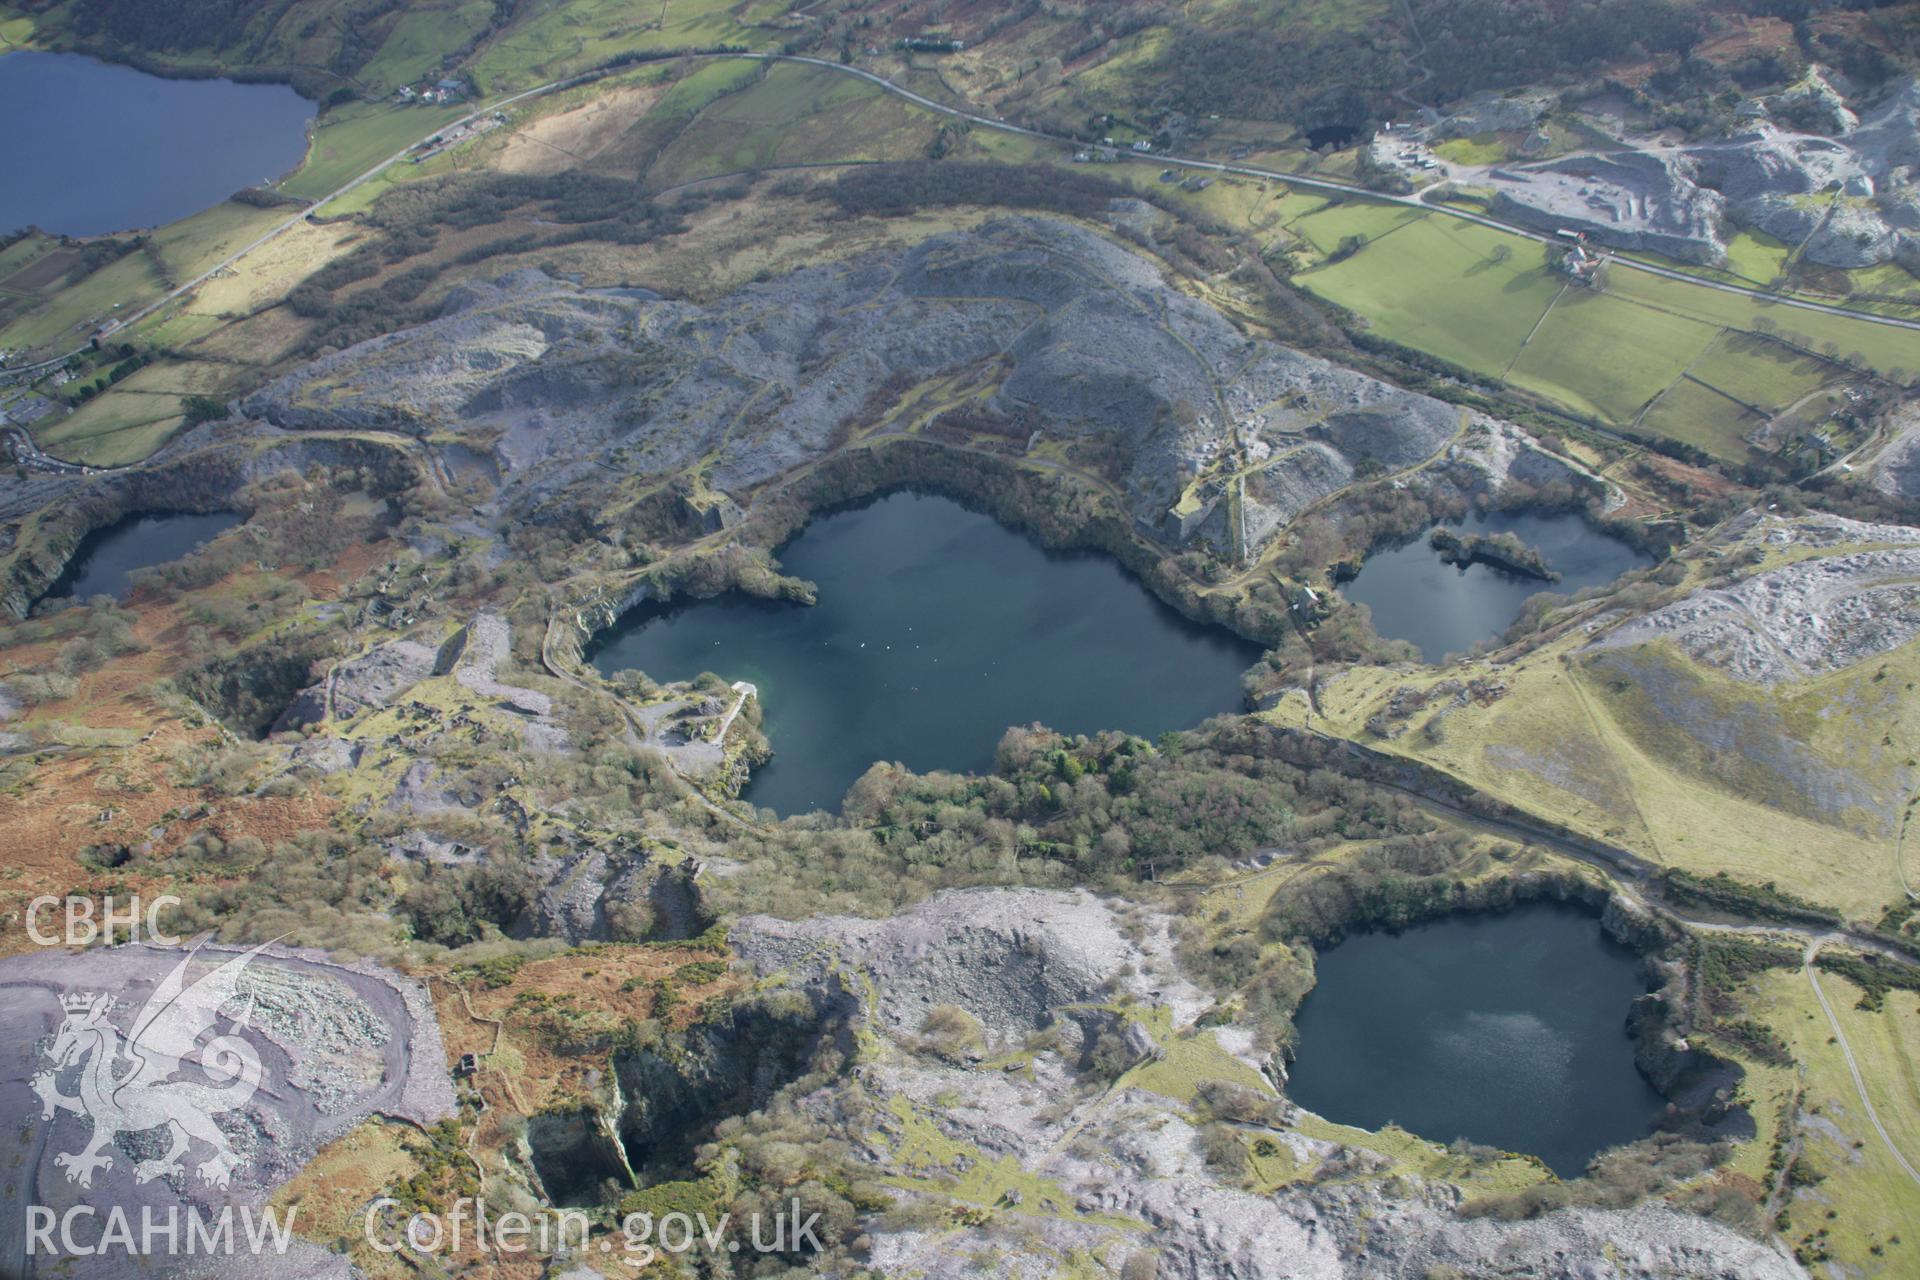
[0,51,315,236]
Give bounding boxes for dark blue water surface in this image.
[0,51,314,235]
[1340,510,1651,662]
[589,492,1264,814]
[1287,903,1666,1176]
[49,512,241,601]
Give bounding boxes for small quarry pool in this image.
[1285,903,1664,1176]
[589,491,1263,814]
[48,511,241,601]
[1340,510,1651,662]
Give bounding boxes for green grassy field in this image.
[1743,968,1920,1276]
[33,384,185,467]
[1832,259,1920,313]
[354,1,497,94]
[146,202,287,284]
[1605,267,1918,382]
[652,57,766,118]
[1687,330,1838,410]
[1432,133,1510,166]
[280,101,465,200]
[1285,588,1919,920]
[0,233,54,282]
[648,63,938,188]
[1287,198,1425,254]
[1636,376,1763,461]
[1721,229,1793,286]
[1286,196,1917,437]
[1296,213,1562,378]
[463,0,772,96]
[0,201,286,360]
[0,250,163,355]
[1506,285,1719,422]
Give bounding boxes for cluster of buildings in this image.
[1554,228,1601,283]
[395,78,467,106]
[896,35,964,53]
[411,112,509,164]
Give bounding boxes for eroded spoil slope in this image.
[239,217,1464,553]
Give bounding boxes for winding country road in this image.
[754,54,1920,336]
[14,42,1920,391]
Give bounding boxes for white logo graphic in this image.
[32,942,269,1189]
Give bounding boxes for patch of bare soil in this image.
[496,81,670,176]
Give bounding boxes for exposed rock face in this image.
[1486,153,1729,263]
[737,887,1209,1039]
[274,638,438,730]
[1596,515,1920,683]
[1432,90,1551,137]
[441,611,568,752]
[0,430,418,619]
[1446,415,1602,498]
[1767,66,1860,135]
[1465,78,1920,269]
[238,219,1468,554]
[731,889,1804,1280]
[1869,402,1920,501]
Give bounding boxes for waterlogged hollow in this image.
[48,512,242,602]
[589,491,1264,814]
[1339,510,1651,662]
[1285,902,1665,1176]
[0,52,314,236]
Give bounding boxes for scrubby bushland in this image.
[165,829,399,956]
[705,717,1434,923]
[174,631,339,738]
[288,171,692,353]
[1460,1134,1732,1220]
[1145,23,1403,126]
[1660,869,1843,929]
[1257,833,1595,946]
[824,162,1134,219]
[1412,0,1705,100]
[1814,952,1920,1012]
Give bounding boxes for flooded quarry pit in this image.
[47,511,241,601]
[589,491,1263,814]
[1339,510,1652,662]
[1285,902,1666,1176]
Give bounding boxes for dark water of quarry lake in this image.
[588,491,1265,815]
[1339,510,1652,662]
[1286,902,1665,1177]
[0,51,314,236]
[48,511,241,601]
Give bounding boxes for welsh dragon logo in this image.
[31,941,270,1190]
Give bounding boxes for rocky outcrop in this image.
[1464,77,1920,269]
[1595,533,1920,683]
[1486,153,1728,264]
[0,428,419,618]
[736,886,1211,1040]
[237,219,1470,555]
[732,888,1805,1280]
[273,638,438,730]
[1767,66,1859,135]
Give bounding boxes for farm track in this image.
[1803,936,1920,1191]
